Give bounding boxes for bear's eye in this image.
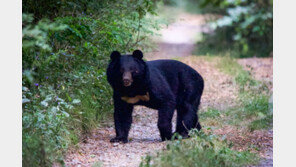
[120,68,124,73]
[135,70,139,73]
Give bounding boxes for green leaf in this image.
[72,99,81,104]
[41,100,48,107]
[62,111,70,117]
[22,98,30,104]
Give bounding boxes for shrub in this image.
[195,0,273,57]
[140,130,258,167]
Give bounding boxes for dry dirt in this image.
[65,106,167,167]
[65,12,273,167]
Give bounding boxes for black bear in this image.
[106,50,204,143]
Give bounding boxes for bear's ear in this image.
[110,51,121,61]
[132,50,143,59]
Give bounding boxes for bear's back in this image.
[146,59,203,95]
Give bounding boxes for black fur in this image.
[107,50,204,143]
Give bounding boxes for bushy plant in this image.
[195,0,273,57]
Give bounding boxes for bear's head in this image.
[107,50,147,91]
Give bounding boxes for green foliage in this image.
[22,86,74,166]
[249,112,273,131]
[23,0,159,21]
[194,0,273,57]
[240,93,273,131]
[22,1,160,166]
[140,130,258,167]
[162,0,204,14]
[200,108,221,118]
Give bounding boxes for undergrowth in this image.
[140,130,258,167]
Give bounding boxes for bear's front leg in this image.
[157,105,175,141]
[110,94,134,143]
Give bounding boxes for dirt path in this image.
[65,106,166,167]
[145,13,209,60]
[65,12,273,167]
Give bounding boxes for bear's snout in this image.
[123,79,132,87]
[122,72,133,87]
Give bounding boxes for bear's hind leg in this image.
[175,102,201,138]
[175,108,188,137]
[157,106,174,141]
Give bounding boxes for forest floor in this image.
[65,11,273,167]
